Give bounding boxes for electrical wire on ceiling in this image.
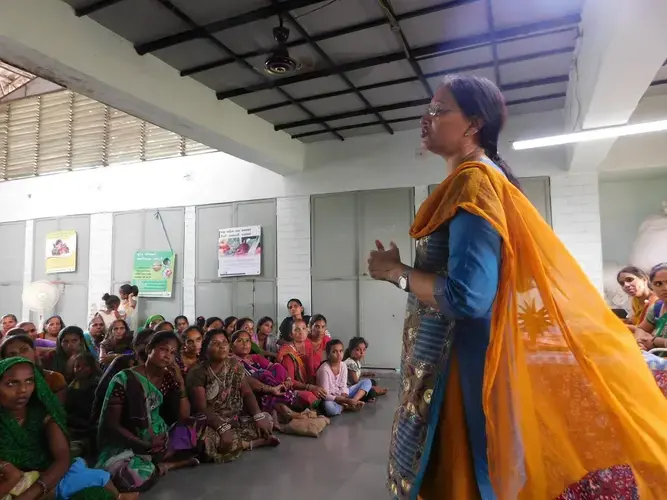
[294,0,341,19]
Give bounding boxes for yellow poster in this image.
[45,230,77,274]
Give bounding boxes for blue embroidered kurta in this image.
[387,167,502,500]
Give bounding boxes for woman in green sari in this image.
[186,329,278,463]
[0,357,136,500]
[141,316,165,332]
[96,331,201,493]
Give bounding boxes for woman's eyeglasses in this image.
[425,103,447,117]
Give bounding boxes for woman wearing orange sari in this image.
[617,266,657,329]
[368,74,667,500]
[276,318,326,408]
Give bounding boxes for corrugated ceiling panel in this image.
[107,108,143,165]
[6,97,38,178]
[38,91,72,174]
[70,94,106,170]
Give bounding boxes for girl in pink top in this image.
[316,339,371,416]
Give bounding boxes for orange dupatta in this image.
[412,162,667,499]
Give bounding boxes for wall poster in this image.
[132,250,175,298]
[218,225,262,277]
[45,230,77,274]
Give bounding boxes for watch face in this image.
[398,276,408,290]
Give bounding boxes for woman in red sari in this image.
[277,319,327,407]
[308,314,332,365]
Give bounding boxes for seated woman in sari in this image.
[635,263,667,352]
[176,326,203,375]
[230,330,307,423]
[66,352,103,457]
[96,331,201,492]
[83,315,106,358]
[308,314,332,364]
[277,319,327,408]
[617,266,657,332]
[90,329,154,429]
[98,320,134,368]
[0,357,136,500]
[186,329,278,463]
[43,326,89,383]
[0,333,67,404]
[142,315,165,332]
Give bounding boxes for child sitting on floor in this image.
[343,337,388,400]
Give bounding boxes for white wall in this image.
[599,173,667,266]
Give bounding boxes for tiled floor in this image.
[145,380,397,500]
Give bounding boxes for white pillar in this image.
[87,213,113,321]
[276,196,312,313]
[183,206,196,321]
[550,173,603,292]
[21,220,34,321]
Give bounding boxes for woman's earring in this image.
[464,131,470,137]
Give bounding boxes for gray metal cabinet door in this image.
[236,200,277,279]
[357,189,413,368]
[195,282,234,320]
[196,205,234,281]
[33,216,90,326]
[195,201,277,321]
[0,222,25,316]
[311,193,358,344]
[0,222,25,284]
[112,209,184,324]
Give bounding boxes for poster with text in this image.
[218,225,262,277]
[132,250,175,297]
[45,230,77,274]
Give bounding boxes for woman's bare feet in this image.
[374,386,388,396]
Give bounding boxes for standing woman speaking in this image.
[367,74,667,500]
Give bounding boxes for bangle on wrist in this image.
[253,413,266,422]
[36,478,49,496]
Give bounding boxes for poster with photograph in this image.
[132,250,175,298]
[45,230,77,274]
[218,225,262,277]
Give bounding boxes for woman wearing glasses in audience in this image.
[187,329,278,463]
[97,331,201,492]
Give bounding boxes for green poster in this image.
[132,250,175,298]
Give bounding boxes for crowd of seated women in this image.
[0,296,387,498]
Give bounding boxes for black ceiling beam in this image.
[135,0,327,55]
[248,46,574,114]
[283,12,394,134]
[292,92,567,139]
[149,0,344,141]
[74,0,126,17]
[484,0,501,85]
[278,78,568,130]
[377,0,432,98]
[293,115,421,139]
[217,14,580,100]
[180,0,481,77]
